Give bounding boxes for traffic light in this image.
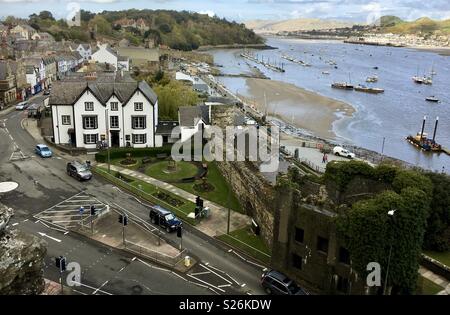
[195,206,200,218]
[90,205,96,216]
[119,214,128,226]
[195,196,201,206]
[199,198,204,208]
[55,256,66,272]
[177,225,182,238]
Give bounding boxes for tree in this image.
[89,15,112,35]
[38,11,54,21]
[336,188,429,294]
[153,80,199,120]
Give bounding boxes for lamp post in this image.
[383,209,396,295]
[105,108,111,173]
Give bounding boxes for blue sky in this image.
[1,0,449,23]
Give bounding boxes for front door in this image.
[111,131,120,147]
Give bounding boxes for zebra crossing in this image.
[35,191,108,229]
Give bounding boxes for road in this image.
[0,98,266,295]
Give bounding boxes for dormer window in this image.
[111,102,118,111]
[85,102,94,111]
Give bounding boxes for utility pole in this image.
[381,137,386,161]
[384,209,396,295]
[226,171,231,235]
[106,108,111,173]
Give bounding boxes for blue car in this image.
[35,144,52,158]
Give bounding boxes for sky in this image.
[1,0,449,23]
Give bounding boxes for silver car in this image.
[66,161,92,181]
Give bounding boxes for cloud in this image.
[198,10,215,17]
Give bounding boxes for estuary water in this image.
[210,36,450,173]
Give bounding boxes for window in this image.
[339,247,351,265]
[336,276,350,293]
[317,236,329,254]
[134,102,143,111]
[110,102,118,111]
[110,116,119,128]
[61,115,71,125]
[83,134,98,144]
[85,102,94,111]
[132,116,146,129]
[125,135,130,141]
[132,134,147,144]
[83,116,97,129]
[292,254,303,270]
[295,228,304,243]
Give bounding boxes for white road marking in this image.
[12,223,19,226]
[22,219,28,222]
[186,274,226,293]
[70,281,113,295]
[190,271,211,276]
[92,280,109,295]
[38,232,61,243]
[218,284,232,288]
[8,134,13,140]
[200,263,232,284]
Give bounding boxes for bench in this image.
[142,156,152,164]
[156,153,168,159]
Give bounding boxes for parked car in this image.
[333,146,356,159]
[149,205,182,233]
[35,144,52,158]
[43,90,50,95]
[66,161,92,181]
[261,270,309,295]
[15,101,28,110]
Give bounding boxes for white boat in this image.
[366,75,378,83]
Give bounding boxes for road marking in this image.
[12,223,18,226]
[22,219,28,222]
[38,232,61,243]
[190,271,211,276]
[186,274,226,293]
[200,263,232,284]
[92,280,109,295]
[218,284,232,288]
[8,134,13,140]
[71,281,113,295]
[35,220,40,223]
[136,258,171,273]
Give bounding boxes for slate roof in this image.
[156,121,179,135]
[49,76,157,106]
[179,105,210,127]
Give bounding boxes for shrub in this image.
[95,145,173,162]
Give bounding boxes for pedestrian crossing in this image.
[35,191,108,229]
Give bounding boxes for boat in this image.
[373,66,379,70]
[366,75,378,83]
[406,116,448,155]
[332,82,354,90]
[322,71,330,75]
[412,76,424,84]
[354,85,385,94]
[425,96,439,103]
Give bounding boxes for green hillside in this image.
[381,15,450,35]
[22,9,264,51]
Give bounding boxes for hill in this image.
[381,16,450,35]
[245,18,358,34]
[24,10,264,51]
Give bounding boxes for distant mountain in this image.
[380,16,450,35]
[245,18,358,34]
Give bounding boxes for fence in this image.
[125,240,186,268]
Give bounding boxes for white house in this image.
[92,44,129,72]
[50,73,159,150]
[70,43,92,61]
[178,105,211,143]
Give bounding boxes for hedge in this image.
[95,145,174,162]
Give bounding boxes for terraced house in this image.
[50,72,160,149]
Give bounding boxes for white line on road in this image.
[8,134,13,140]
[200,263,232,284]
[38,232,61,243]
[22,219,28,222]
[92,280,109,295]
[218,284,232,288]
[186,274,226,293]
[71,281,113,295]
[190,271,211,276]
[12,223,19,226]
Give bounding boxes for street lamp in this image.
[105,108,111,173]
[383,209,396,295]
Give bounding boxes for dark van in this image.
[149,205,182,233]
[261,270,309,295]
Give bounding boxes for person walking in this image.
[324,154,328,163]
[322,153,326,164]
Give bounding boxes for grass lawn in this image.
[145,161,199,182]
[417,276,444,295]
[423,251,450,267]
[174,162,243,213]
[94,166,197,225]
[217,226,271,264]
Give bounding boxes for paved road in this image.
[0,106,266,295]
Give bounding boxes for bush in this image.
[95,145,173,162]
[324,160,375,191]
[392,170,433,196]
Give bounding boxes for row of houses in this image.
[0,51,84,105]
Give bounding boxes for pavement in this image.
[97,163,252,237]
[419,266,449,295]
[0,108,267,295]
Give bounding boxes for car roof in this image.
[36,144,49,149]
[267,270,291,283]
[152,205,171,215]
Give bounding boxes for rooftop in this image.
[179,105,210,127]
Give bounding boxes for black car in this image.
[66,161,92,181]
[149,205,182,233]
[261,270,309,295]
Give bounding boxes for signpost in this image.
[79,206,84,228]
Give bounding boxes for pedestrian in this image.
[324,154,328,163]
[322,153,326,164]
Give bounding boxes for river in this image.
[209,36,450,173]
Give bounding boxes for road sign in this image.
[79,206,84,214]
